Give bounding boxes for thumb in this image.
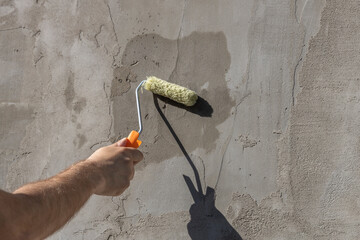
[115,138,127,147]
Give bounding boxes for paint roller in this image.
[125,76,198,148]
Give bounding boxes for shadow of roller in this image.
[156,95,213,118]
[153,94,242,240]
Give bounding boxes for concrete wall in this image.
[1,0,359,239]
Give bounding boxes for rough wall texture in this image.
[1,0,359,239]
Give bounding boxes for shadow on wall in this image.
[153,95,242,240]
[112,31,236,164]
[156,95,213,117]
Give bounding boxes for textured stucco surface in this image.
[1,0,359,239]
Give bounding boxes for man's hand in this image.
[87,138,143,196]
[0,138,143,240]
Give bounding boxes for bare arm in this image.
[0,139,143,240]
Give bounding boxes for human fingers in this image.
[124,148,143,165]
[115,138,127,147]
[129,162,135,180]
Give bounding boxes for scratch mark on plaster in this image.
[130,60,139,66]
[0,26,24,32]
[191,153,207,192]
[199,157,206,191]
[295,0,310,23]
[118,215,139,220]
[34,55,44,67]
[243,56,251,91]
[294,0,299,23]
[302,0,310,22]
[78,30,83,41]
[103,82,113,140]
[94,24,104,48]
[32,30,41,37]
[169,0,187,80]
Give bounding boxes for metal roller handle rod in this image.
[136,80,146,134]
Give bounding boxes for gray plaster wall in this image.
[0,0,358,239]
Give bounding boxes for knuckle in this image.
[129,169,135,180]
[121,175,130,187]
[115,147,125,154]
[135,150,144,159]
[130,149,143,161]
[119,148,130,156]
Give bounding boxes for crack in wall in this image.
[112,47,121,68]
[106,1,121,67]
[292,56,302,106]
[94,24,104,48]
[199,156,206,191]
[104,82,113,140]
[191,153,207,192]
[169,0,187,81]
[292,31,307,106]
[111,197,121,211]
[106,2,118,43]
[214,136,231,191]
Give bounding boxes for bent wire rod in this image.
[135,80,146,135]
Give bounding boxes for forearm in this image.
[1,160,100,240]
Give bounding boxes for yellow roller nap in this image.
[144,76,198,107]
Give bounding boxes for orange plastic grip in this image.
[125,130,142,148]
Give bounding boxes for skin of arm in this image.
[0,139,143,240]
